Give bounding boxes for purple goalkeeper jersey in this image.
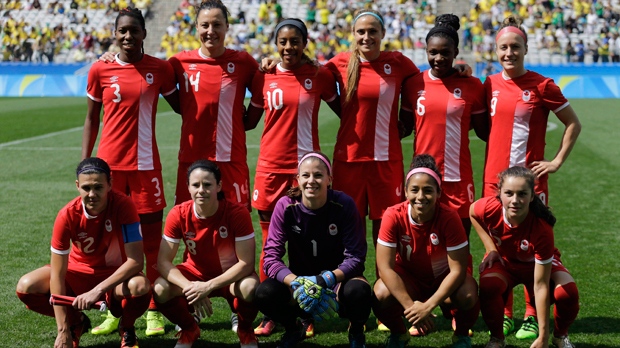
[264,189,367,283]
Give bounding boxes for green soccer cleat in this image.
[91,310,119,335]
[145,310,166,337]
[502,315,515,336]
[515,316,539,340]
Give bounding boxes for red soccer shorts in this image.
[332,160,404,220]
[111,169,166,214]
[251,171,297,211]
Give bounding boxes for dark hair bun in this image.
[435,14,460,31]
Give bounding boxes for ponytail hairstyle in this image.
[274,18,319,70]
[76,157,112,184]
[186,159,225,200]
[405,154,442,193]
[496,166,556,226]
[345,9,385,105]
[115,7,146,54]
[287,151,332,198]
[426,13,460,49]
[195,0,230,24]
[496,15,527,45]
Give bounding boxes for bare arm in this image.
[530,105,581,177]
[470,202,504,273]
[50,252,71,342]
[164,89,181,114]
[530,262,552,348]
[73,240,144,310]
[376,243,415,309]
[471,111,489,142]
[398,109,414,139]
[326,96,341,118]
[243,104,264,131]
[81,98,102,159]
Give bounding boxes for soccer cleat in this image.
[254,317,276,336]
[119,326,139,348]
[377,319,390,332]
[552,335,576,348]
[71,314,92,348]
[349,331,366,348]
[502,315,515,336]
[515,316,539,340]
[174,324,200,348]
[485,336,506,348]
[300,318,314,338]
[384,333,409,348]
[145,310,166,337]
[276,327,305,348]
[91,310,119,335]
[238,325,258,348]
[231,313,239,333]
[451,335,472,348]
[452,318,474,337]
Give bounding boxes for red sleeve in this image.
[86,62,102,101]
[400,74,417,112]
[50,205,73,253]
[116,194,140,225]
[160,60,178,95]
[470,77,487,114]
[163,205,184,240]
[242,52,259,89]
[318,66,337,102]
[472,197,492,228]
[442,207,468,250]
[377,205,401,246]
[540,78,569,113]
[249,71,265,108]
[229,203,254,240]
[398,52,420,78]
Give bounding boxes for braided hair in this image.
[425,14,460,48]
[115,7,145,30]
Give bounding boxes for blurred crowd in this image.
[1,0,151,62]
[3,0,620,64]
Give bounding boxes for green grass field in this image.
[0,97,618,347]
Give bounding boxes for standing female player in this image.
[483,15,581,339]
[168,0,258,211]
[82,7,180,337]
[16,158,150,348]
[471,166,579,348]
[254,152,370,348]
[244,18,340,336]
[401,14,487,237]
[324,9,419,252]
[373,154,479,348]
[153,160,259,348]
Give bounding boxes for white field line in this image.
[0,116,558,151]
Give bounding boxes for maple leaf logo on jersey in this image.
[522,90,531,102]
[78,232,88,239]
[189,64,198,71]
[492,90,500,97]
[269,82,278,89]
[520,239,530,251]
[430,233,439,245]
[304,78,313,90]
[219,226,228,238]
[384,64,392,75]
[328,223,338,236]
[186,231,196,239]
[105,219,112,232]
[395,185,401,197]
[110,76,119,83]
[146,73,154,85]
[227,62,235,73]
[253,189,259,201]
[453,88,462,99]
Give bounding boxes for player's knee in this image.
[455,276,479,310]
[153,277,172,303]
[479,275,506,298]
[127,275,150,296]
[236,275,259,302]
[16,274,39,294]
[373,279,391,302]
[254,278,289,309]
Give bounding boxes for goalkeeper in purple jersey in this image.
[255,151,371,348]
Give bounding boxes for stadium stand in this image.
[2,0,620,65]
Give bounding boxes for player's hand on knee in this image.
[192,296,213,319]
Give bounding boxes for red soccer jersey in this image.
[472,196,554,265]
[325,51,419,162]
[483,71,569,185]
[377,201,468,284]
[51,190,140,270]
[163,199,255,279]
[169,49,258,163]
[87,54,177,171]
[402,70,486,183]
[250,63,337,173]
